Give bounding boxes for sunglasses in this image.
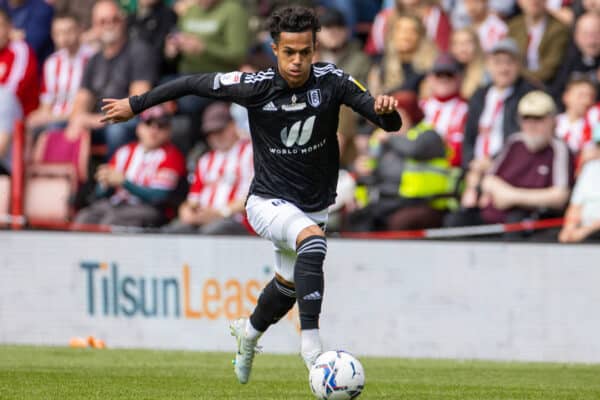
[434,72,456,79]
[520,115,547,121]
[142,117,170,129]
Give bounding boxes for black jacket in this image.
[550,42,600,102]
[462,77,537,168]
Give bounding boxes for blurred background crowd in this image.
[1,0,600,243]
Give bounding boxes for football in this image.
[308,350,365,399]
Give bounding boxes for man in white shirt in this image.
[27,13,95,136]
[461,38,537,208]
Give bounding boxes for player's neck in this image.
[282,73,311,89]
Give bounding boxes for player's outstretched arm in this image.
[101,72,250,123]
[340,75,402,132]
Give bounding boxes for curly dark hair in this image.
[266,6,321,44]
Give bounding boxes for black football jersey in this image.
[129,63,402,211]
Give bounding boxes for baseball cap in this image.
[517,91,557,117]
[140,104,172,123]
[489,38,521,58]
[202,102,233,133]
[319,7,347,28]
[431,53,461,75]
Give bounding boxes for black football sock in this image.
[249,277,296,332]
[294,235,327,330]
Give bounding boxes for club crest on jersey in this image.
[308,89,321,108]
[282,94,307,112]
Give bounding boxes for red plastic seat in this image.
[0,175,9,223]
[24,130,90,222]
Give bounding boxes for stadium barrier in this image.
[9,120,24,230]
[1,230,599,363]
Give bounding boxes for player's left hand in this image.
[374,95,398,115]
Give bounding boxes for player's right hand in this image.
[101,98,134,123]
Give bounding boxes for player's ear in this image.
[271,41,278,57]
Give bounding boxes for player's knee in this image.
[295,235,327,273]
[296,225,325,248]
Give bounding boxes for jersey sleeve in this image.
[129,71,260,114]
[233,140,254,201]
[336,73,402,132]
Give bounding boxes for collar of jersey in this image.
[274,66,317,91]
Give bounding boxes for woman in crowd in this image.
[450,27,487,98]
[368,13,437,96]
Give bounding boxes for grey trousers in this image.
[74,199,164,227]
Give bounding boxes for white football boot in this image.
[302,348,322,370]
[301,328,323,370]
[230,318,261,384]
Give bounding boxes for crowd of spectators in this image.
[1,0,600,243]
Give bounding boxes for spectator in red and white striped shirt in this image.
[420,53,468,166]
[27,14,96,135]
[556,77,597,154]
[0,9,38,117]
[74,104,187,227]
[164,102,254,235]
[464,0,508,52]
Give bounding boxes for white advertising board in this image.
[0,231,599,363]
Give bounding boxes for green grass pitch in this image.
[1,345,600,399]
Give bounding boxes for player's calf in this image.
[294,235,327,367]
[249,277,296,334]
